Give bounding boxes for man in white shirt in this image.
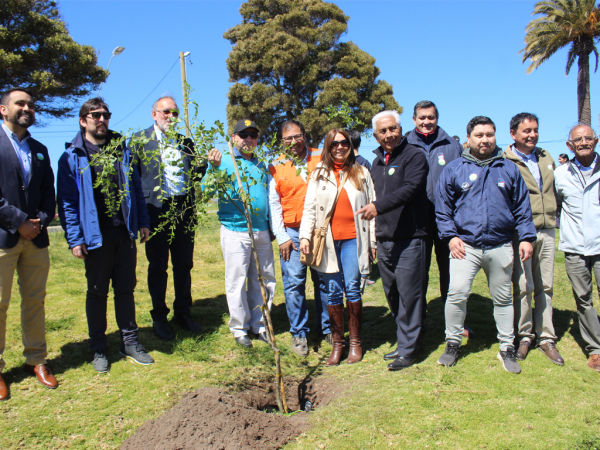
[504,113,563,365]
[554,123,600,372]
[132,95,205,341]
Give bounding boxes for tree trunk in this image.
[577,53,592,125]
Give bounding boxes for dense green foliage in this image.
[522,0,600,124]
[0,0,107,119]
[224,0,400,146]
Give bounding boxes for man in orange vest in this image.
[268,120,330,356]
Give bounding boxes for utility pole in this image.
[180,51,191,137]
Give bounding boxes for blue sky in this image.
[30,0,599,175]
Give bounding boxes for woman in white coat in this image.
[299,129,376,366]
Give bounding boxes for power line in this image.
[112,57,180,126]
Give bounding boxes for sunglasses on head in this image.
[238,131,258,139]
[86,112,112,120]
[331,139,349,148]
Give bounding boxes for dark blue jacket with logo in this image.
[57,131,150,250]
[435,149,536,249]
[406,126,462,206]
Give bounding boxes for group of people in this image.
[0,87,599,401]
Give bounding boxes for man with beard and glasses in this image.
[504,113,563,365]
[0,88,57,399]
[268,120,329,356]
[435,116,535,374]
[131,95,205,341]
[57,98,152,374]
[555,124,600,373]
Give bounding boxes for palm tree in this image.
[522,0,600,125]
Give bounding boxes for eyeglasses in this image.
[86,112,112,120]
[569,135,596,144]
[238,131,258,139]
[282,134,304,143]
[156,109,179,117]
[331,139,349,148]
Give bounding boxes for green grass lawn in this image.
[1,214,599,449]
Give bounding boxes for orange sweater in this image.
[331,164,356,240]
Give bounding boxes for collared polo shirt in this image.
[513,147,542,190]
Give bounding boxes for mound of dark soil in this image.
[121,377,341,450]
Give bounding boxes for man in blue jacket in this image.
[435,116,536,374]
[406,101,462,310]
[57,98,152,374]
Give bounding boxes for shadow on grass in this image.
[553,306,588,356]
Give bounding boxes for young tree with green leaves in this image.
[224,0,400,147]
[521,0,600,125]
[0,0,107,119]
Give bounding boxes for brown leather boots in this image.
[326,301,363,366]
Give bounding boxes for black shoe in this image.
[153,320,174,341]
[92,352,109,373]
[438,341,460,366]
[257,332,270,344]
[497,346,521,374]
[234,335,252,348]
[173,313,202,333]
[387,356,415,371]
[384,348,398,361]
[120,344,154,365]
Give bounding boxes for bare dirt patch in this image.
[121,376,342,450]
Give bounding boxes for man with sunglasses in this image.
[268,120,330,356]
[0,88,57,399]
[131,95,204,341]
[57,97,153,373]
[207,120,276,348]
[555,124,600,372]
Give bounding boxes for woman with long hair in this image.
[299,129,376,366]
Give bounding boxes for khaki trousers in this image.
[512,228,557,344]
[0,238,50,372]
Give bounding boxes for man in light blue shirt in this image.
[206,120,275,348]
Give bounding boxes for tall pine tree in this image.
[224,0,400,146]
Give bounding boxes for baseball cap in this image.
[233,119,259,135]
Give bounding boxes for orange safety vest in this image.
[269,147,322,227]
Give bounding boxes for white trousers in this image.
[220,226,276,337]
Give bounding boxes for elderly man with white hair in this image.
[555,123,600,373]
[356,110,429,371]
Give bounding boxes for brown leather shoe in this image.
[538,342,564,366]
[462,325,474,338]
[516,340,530,361]
[588,355,600,372]
[0,374,8,401]
[23,364,58,389]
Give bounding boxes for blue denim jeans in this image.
[280,227,330,338]
[320,238,362,306]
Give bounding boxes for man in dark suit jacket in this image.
[131,95,205,340]
[0,87,58,399]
